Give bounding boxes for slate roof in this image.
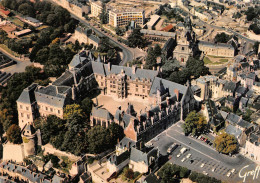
[191,85,200,92]
[223,81,236,92]
[109,151,130,166]
[122,113,136,128]
[25,16,40,23]
[209,113,224,127]
[0,162,49,183]
[35,85,71,108]
[237,119,252,129]
[249,133,260,145]
[225,125,242,138]
[163,38,174,51]
[106,65,158,81]
[91,107,113,120]
[17,83,38,104]
[236,86,246,95]
[226,113,241,125]
[69,52,89,69]
[240,97,248,106]
[117,137,136,149]
[199,41,234,50]
[130,147,158,166]
[247,72,256,80]
[149,77,187,98]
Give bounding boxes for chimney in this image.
[108,62,111,71]
[140,141,143,150]
[117,138,120,144]
[141,65,143,69]
[174,89,179,101]
[157,66,160,71]
[128,142,131,149]
[152,66,155,70]
[127,63,130,67]
[146,111,150,119]
[159,103,162,111]
[166,97,170,106]
[132,65,137,74]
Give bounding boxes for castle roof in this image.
[91,107,113,120]
[17,83,38,104]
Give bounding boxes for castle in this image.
[17,50,196,143]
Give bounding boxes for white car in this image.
[181,158,186,162]
[202,171,208,175]
[231,169,235,173]
[177,153,181,158]
[186,153,191,159]
[227,172,231,177]
[200,163,205,168]
[212,168,216,172]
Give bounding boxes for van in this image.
[167,143,178,154]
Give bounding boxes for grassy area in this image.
[0,44,20,57]
[203,57,212,64]
[60,156,74,174]
[36,25,49,31]
[7,17,24,27]
[219,58,228,63]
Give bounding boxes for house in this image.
[129,147,160,173]
[244,132,260,163]
[225,96,235,110]
[208,113,225,132]
[239,97,249,111]
[22,17,43,27]
[225,124,246,146]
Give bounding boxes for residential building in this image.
[21,17,42,27]
[109,8,145,27]
[244,132,260,163]
[129,147,160,173]
[198,41,235,58]
[140,29,176,43]
[147,15,160,30]
[90,1,103,18]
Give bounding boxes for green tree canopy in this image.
[6,124,22,144]
[182,111,208,136]
[63,104,84,120]
[214,132,238,154]
[214,32,231,43]
[127,28,147,48]
[99,2,108,24]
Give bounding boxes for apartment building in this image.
[109,8,145,27]
[91,1,145,27]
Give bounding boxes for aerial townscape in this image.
[0,0,260,182]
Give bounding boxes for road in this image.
[149,121,257,183]
[0,48,32,74]
[71,15,134,66]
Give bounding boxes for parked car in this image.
[186,153,191,159]
[167,143,178,154]
[177,153,181,158]
[231,169,235,173]
[200,163,205,168]
[203,171,208,175]
[227,172,231,177]
[181,158,186,162]
[212,168,216,172]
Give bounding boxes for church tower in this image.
[21,124,37,157]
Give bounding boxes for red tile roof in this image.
[161,24,174,32]
[0,9,11,16]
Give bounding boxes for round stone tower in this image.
[21,124,36,157]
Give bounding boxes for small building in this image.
[23,17,43,27]
[90,107,114,128]
[129,147,160,174]
[147,15,160,30]
[244,132,260,163]
[160,24,174,32]
[14,29,32,37]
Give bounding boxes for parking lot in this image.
[149,121,258,183]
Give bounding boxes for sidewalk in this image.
[0,46,30,62]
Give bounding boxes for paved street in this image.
[149,121,258,183]
[71,14,135,66]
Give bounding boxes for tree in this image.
[214,132,238,154]
[6,124,22,144]
[145,47,157,69]
[108,122,125,146]
[87,126,111,154]
[186,57,210,79]
[127,28,147,48]
[249,24,260,35]
[63,104,84,120]
[214,32,231,43]
[99,2,108,24]
[182,111,208,136]
[153,44,162,57]
[125,169,134,179]
[81,97,93,118]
